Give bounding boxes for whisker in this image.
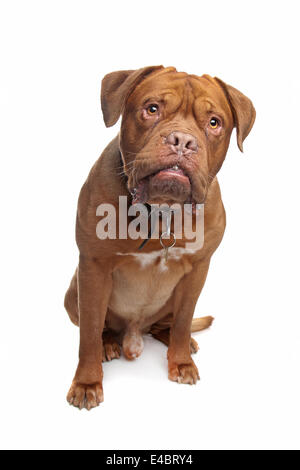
[113,156,151,171]
[113,155,151,170]
[121,149,154,156]
[102,153,157,179]
[114,161,135,170]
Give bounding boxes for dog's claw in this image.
[67,382,103,410]
[168,359,200,385]
[190,337,199,354]
[102,341,121,362]
[102,332,121,362]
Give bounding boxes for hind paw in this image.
[102,332,121,362]
[190,337,199,354]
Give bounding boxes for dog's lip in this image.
[152,166,190,184]
[139,164,191,184]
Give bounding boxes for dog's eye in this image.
[209,117,220,129]
[147,104,159,115]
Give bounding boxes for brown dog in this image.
[64,66,255,410]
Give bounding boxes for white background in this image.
[0,0,299,450]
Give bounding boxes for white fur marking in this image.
[116,247,197,269]
[159,259,169,273]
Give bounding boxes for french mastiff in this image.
[65,66,255,410]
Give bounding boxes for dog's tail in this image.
[191,316,214,332]
[151,315,214,336]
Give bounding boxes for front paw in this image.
[168,358,200,385]
[67,381,104,410]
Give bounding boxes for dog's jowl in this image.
[64,66,255,410]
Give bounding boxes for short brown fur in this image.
[65,66,255,410]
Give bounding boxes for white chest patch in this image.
[116,247,197,269]
[109,248,195,322]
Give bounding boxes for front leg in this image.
[168,259,210,385]
[67,255,112,410]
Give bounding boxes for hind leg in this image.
[64,269,79,326]
[149,311,214,355]
[65,274,121,363]
[151,329,199,354]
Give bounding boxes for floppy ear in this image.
[215,78,256,152]
[101,66,164,127]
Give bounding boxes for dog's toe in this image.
[67,382,103,410]
[102,331,121,362]
[190,337,199,354]
[102,341,121,362]
[168,359,200,385]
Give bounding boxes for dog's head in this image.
[101,66,255,205]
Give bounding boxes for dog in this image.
[64,66,255,410]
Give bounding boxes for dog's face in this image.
[101,66,255,205]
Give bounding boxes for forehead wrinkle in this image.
[141,90,179,105]
[202,99,219,111]
[181,78,196,116]
[187,76,208,97]
[133,76,184,100]
[188,76,232,118]
[143,78,195,116]
[134,70,186,96]
[194,97,227,125]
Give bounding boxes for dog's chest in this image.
[109,249,193,321]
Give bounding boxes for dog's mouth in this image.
[131,164,192,205]
[151,165,190,184]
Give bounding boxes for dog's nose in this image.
[165,132,198,154]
